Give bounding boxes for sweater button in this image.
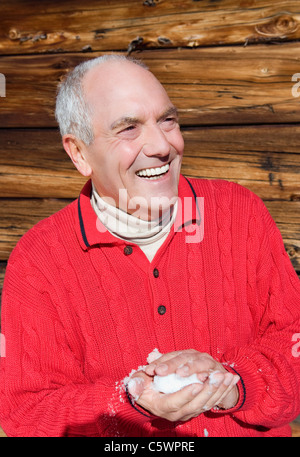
[153,268,159,278]
[158,305,166,315]
[124,246,133,255]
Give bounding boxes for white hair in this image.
[55,54,148,145]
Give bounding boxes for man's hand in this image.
[127,350,239,422]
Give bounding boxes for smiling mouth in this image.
[136,163,170,180]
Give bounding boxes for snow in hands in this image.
[124,348,219,395]
[152,366,224,394]
[152,372,202,394]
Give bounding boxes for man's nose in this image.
[142,124,171,157]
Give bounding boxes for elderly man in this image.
[0,55,299,437]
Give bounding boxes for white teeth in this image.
[136,163,169,178]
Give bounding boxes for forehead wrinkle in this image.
[110,105,178,131]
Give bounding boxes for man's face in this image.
[82,61,184,220]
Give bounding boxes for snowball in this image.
[147,348,162,364]
[152,373,202,394]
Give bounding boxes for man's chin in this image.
[117,177,179,220]
[128,193,178,221]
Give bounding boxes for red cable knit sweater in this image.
[0,176,300,437]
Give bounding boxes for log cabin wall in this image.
[0,1,300,304]
[0,0,300,437]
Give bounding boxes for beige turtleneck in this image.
[90,183,177,262]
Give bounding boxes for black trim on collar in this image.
[77,176,201,248]
[78,196,90,248]
[176,176,201,231]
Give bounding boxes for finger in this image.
[186,371,230,413]
[202,372,227,408]
[215,374,240,409]
[166,372,224,421]
[127,370,152,400]
[199,372,239,412]
[127,377,145,401]
[216,372,237,398]
[145,350,194,376]
[151,350,209,377]
[137,381,205,421]
[144,351,181,376]
[162,382,205,420]
[175,354,218,378]
[170,374,228,422]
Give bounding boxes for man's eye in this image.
[162,117,177,128]
[117,125,139,138]
[164,117,177,124]
[124,125,135,131]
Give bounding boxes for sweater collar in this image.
[90,182,178,245]
[75,175,201,250]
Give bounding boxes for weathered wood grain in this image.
[0,125,299,200]
[0,0,300,55]
[1,44,300,127]
[0,261,6,303]
[182,125,300,202]
[0,261,5,330]
[0,129,86,198]
[266,201,300,246]
[0,0,299,435]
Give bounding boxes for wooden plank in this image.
[0,262,6,324]
[0,262,5,296]
[1,0,300,55]
[0,125,299,200]
[182,125,300,202]
[0,198,299,269]
[265,200,300,246]
[1,44,300,127]
[0,129,86,198]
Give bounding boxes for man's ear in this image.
[63,135,92,177]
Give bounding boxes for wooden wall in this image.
[0,0,300,436]
[1,0,300,291]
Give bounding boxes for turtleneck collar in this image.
[90,182,178,247]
